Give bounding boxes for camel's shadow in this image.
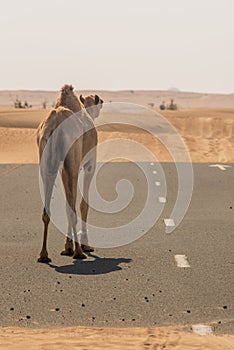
[49,254,132,275]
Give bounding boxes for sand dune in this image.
[0,108,233,163]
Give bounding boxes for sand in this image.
[0,99,234,349]
[0,108,233,163]
[1,326,234,350]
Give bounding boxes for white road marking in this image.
[164,218,175,227]
[209,164,232,171]
[174,254,190,268]
[159,197,166,203]
[150,162,154,166]
[192,325,213,335]
[153,170,157,174]
[155,181,161,186]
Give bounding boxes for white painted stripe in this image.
[209,164,232,171]
[174,254,190,268]
[159,197,166,203]
[155,181,161,186]
[153,170,157,174]
[150,162,154,166]
[192,325,213,335]
[164,218,175,227]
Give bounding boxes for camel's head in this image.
[80,94,104,120]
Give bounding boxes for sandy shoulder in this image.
[0,127,38,164]
[0,326,234,350]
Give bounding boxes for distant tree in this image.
[14,98,22,108]
[159,101,166,110]
[14,98,31,109]
[24,100,32,108]
[167,99,178,110]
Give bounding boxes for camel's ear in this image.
[69,85,74,91]
[95,95,100,105]
[80,94,85,104]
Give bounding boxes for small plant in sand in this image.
[167,99,178,110]
[159,101,166,110]
[14,98,32,109]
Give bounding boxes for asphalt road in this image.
[0,162,233,334]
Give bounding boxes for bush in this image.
[167,99,178,110]
[14,99,32,109]
[159,101,166,110]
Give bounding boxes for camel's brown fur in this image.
[37,84,103,263]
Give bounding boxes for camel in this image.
[37,84,103,263]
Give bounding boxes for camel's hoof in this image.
[81,244,94,252]
[60,248,74,256]
[37,256,52,263]
[73,251,88,260]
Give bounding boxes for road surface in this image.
[0,162,233,334]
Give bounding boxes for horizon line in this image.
[0,88,233,96]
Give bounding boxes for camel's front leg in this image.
[80,162,95,252]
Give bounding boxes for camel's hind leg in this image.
[38,208,52,263]
[60,207,74,256]
[38,173,57,263]
[80,161,95,252]
[60,169,74,256]
[61,160,87,260]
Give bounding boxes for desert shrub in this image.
[14,99,31,109]
[167,99,178,110]
[159,101,166,110]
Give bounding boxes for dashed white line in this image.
[164,218,175,227]
[153,170,157,174]
[209,164,232,171]
[150,162,154,166]
[155,181,161,186]
[174,254,190,268]
[159,197,166,203]
[192,325,213,335]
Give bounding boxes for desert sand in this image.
[1,107,234,164]
[0,107,234,164]
[1,326,234,350]
[0,91,234,349]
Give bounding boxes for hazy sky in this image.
[0,0,233,92]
